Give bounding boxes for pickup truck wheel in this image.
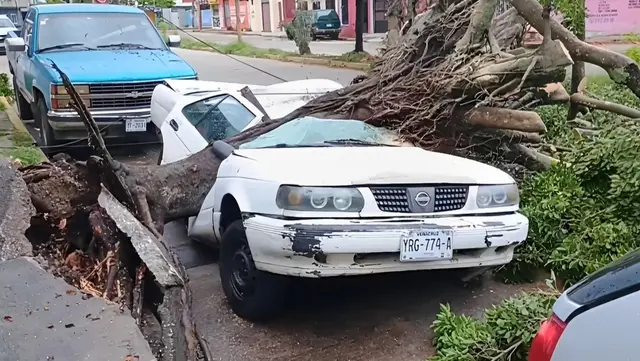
[219,220,288,322]
[12,77,33,120]
[35,98,56,148]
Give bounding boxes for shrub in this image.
[501,78,640,285]
[626,46,640,64]
[431,291,557,361]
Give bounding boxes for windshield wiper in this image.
[37,43,94,53]
[258,143,334,149]
[323,139,393,146]
[96,43,156,50]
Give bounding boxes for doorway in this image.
[373,0,387,33]
[261,0,272,31]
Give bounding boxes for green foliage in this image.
[431,292,557,361]
[553,0,586,36]
[623,33,640,43]
[500,77,640,285]
[626,46,640,64]
[0,73,13,99]
[139,0,176,8]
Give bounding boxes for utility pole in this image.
[235,0,242,42]
[197,1,202,31]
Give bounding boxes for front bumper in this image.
[244,213,529,278]
[312,28,341,36]
[47,108,158,141]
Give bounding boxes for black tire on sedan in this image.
[219,219,288,322]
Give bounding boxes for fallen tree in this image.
[12,0,640,358]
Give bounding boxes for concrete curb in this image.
[0,96,48,163]
[182,46,373,71]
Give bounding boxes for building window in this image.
[312,0,320,9]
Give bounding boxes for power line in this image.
[158,16,288,82]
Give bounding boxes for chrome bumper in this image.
[47,108,151,131]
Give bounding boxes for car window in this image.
[36,12,166,51]
[182,95,255,142]
[0,18,14,27]
[315,10,339,21]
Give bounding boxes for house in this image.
[0,0,30,28]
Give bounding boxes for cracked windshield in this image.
[1,1,638,361]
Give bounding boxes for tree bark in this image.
[510,0,640,98]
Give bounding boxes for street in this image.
[0,45,617,360]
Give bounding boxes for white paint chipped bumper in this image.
[243,213,529,278]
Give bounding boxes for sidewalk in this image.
[0,257,156,361]
[181,27,386,42]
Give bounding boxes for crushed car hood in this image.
[229,147,514,185]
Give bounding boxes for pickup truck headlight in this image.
[53,85,89,95]
[476,184,519,208]
[276,186,364,212]
[50,84,90,109]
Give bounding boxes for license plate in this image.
[326,24,333,27]
[399,229,453,262]
[125,118,148,132]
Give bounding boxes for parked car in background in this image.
[5,4,197,151]
[152,80,529,321]
[528,248,640,361]
[285,9,342,40]
[0,15,19,54]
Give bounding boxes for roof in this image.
[33,4,144,15]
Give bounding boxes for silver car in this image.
[528,249,640,361]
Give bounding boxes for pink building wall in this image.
[586,0,640,35]
[339,0,372,38]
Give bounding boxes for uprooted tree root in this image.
[20,158,208,361]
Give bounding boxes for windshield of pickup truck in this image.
[37,13,166,52]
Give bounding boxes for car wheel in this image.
[311,33,317,40]
[13,77,33,120]
[219,220,288,322]
[35,97,56,149]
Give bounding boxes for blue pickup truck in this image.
[5,3,197,149]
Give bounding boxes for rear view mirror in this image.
[167,34,181,48]
[5,37,25,52]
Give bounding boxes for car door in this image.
[165,91,264,160]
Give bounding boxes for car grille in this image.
[89,80,163,109]
[370,185,469,213]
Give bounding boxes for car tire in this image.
[34,97,56,149]
[219,219,288,322]
[13,77,33,120]
[311,33,317,41]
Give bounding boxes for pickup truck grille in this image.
[89,80,163,109]
[370,185,469,213]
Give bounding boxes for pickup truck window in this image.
[36,13,166,52]
[182,95,256,141]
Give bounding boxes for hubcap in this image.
[230,244,255,300]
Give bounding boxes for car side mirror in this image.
[5,37,25,52]
[167,34,181,48]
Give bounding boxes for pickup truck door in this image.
[14,17,34,100]
[162,90,264,163]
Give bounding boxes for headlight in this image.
[276,186,364,212]
[54,85,90,95]
[476,184,519,208]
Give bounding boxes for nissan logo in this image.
[415,192,431,207]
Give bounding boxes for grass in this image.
[0,129,43,166]
[179,38,375,64]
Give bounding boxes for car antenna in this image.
[159,16,288,83]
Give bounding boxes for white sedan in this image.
[151,79,530,322]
